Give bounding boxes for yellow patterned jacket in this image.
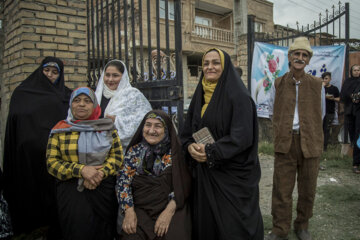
[46,129,123,180]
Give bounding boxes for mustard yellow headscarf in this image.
[201,48,225,117]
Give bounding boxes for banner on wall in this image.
[251,42,345,118]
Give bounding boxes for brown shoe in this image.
[295,229,312,240]
[264,232,288,240]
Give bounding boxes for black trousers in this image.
[56,178,117,240]
[323,113,335,151]
[346,114,360,166]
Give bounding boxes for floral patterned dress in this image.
[116,143,174,212]
[0,192,13,238]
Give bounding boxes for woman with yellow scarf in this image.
[181,48,264,240]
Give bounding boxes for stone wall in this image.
[247,0,274,33]
[0,0,88,163]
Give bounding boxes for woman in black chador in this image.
[340,64,360,173]
[181,48,263,240]
[2,57,72,238]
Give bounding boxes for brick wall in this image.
[247,0,274,33]
[0,0,88,163]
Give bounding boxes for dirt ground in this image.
[259,152,360,240]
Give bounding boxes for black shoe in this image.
[264,232,288,240]
[295,229,312,240]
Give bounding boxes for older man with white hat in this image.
[266,37,325,240]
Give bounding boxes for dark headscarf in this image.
[138,112,171,173]
[340,64,360,115]
[127,110,191,209]
[181,49,263,240]
[2,57,72,234]
[18,56,70,98]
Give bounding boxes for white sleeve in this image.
[268,82,276,119]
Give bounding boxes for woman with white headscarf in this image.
[95,60,152,150]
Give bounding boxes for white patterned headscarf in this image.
[95,60,152,150]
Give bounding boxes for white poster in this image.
[251,42,345,118]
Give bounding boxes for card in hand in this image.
[192,127,215,145]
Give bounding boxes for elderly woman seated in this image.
[46,87,123,240]
[116,110,191,240]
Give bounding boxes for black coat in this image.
[340,76,360,115]
[2,57,72,234]
[181,49,263,240]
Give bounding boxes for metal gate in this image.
[86,0,184,130]
[247,2,350,91]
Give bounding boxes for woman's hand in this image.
[188,143,207,162]
[105,114,116,122]
[81,165,103,186]
[154,200,176,237]
[83,179,97,190]
[123,207,137,234]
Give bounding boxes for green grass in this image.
[321,144,347,160]
[321,144,353,169]
[311,145,359,240]
[258,141,274,156]
[262,214,273,234]
[311,184,360,240]
[259,141,353,167]
[317,185,360,202]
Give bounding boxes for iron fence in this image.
[86,0,184,130]
[248,2,350,91]
[247,2,351,142]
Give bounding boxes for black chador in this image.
[181,49,264,240]
[3,57,71,236]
